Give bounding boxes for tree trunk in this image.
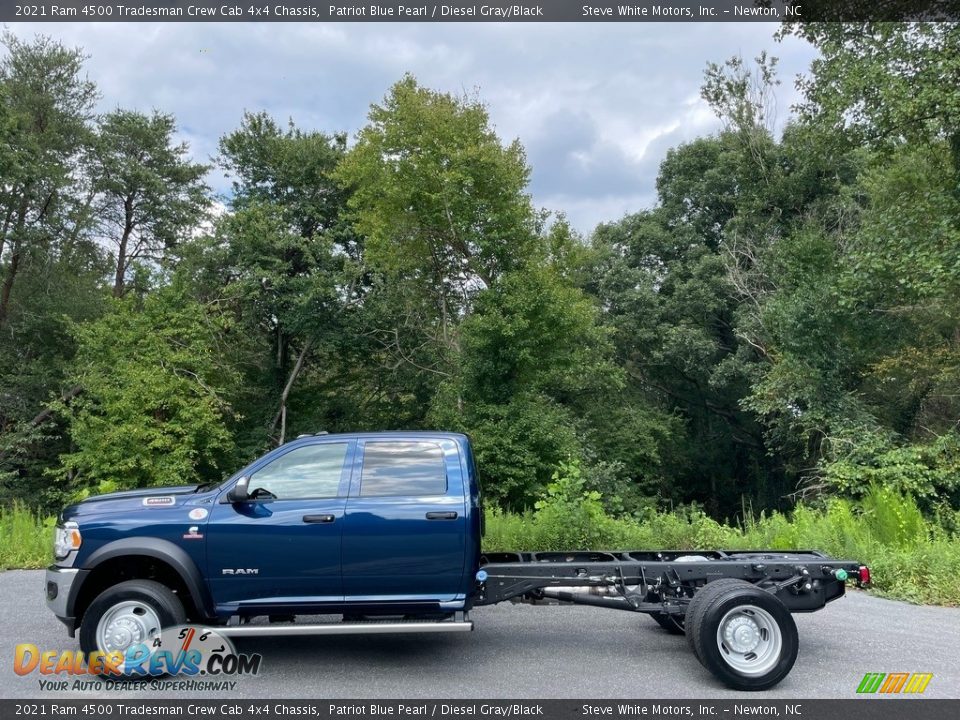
[0,240,21,328]
[112,197,135,298]
[0,204,15,263]
[268,337,314,444]
[0,196,30,328]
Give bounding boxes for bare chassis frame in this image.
[474,549,865,615]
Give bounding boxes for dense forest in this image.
[1,24,958,529]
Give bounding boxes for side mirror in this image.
[227,476,250,503]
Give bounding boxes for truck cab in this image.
[45,432,483,656]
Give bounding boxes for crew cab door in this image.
[206,439,354,612]
[341,438,467,603]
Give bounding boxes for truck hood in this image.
[61,484,205,520]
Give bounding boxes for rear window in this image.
[360,441,446,496]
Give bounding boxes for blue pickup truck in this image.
[45,431,868,690]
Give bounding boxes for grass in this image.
[0,502,53,570]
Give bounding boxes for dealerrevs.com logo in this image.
[15,625,262,691]
[856,672,934,694]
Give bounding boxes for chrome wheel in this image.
[95,600,161,654]
[715,604,782,676]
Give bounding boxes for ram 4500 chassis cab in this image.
[45,432,869,690]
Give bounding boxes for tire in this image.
[685,580,798,691]
[79,579,187,664]
[651,612,685,635]
[685,579,750,662]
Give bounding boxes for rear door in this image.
[341,438,467,603]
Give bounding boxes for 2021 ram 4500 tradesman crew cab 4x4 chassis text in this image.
[45,431,869,691]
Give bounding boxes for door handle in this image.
[426,511,458,520]
[303,514,336,523]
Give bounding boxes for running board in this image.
[206,620,473,637]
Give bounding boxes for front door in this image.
[206,440,354,612]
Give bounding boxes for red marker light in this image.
[858,565,871,586]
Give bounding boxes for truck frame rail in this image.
[475,549,865,613]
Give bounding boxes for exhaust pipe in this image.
[540,588,632,610]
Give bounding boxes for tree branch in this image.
[0,385,84,462]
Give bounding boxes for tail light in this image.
[857,565,871,586]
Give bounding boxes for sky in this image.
[9,22,818,235]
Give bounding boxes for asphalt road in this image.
[3,569,959,699]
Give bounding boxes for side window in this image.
[249,443,348,500]
[360,441,446,497]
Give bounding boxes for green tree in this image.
[587,209,770,511]
[55,286,238,499]
[809,144,960,505]
[220,111,353,242]
[784,23,960,174]
[90,109,210,297]
[335,75,540,372]
[0,33,104,509]
[0,32,97,325]
[197,112,361,449]
[430,267,626,508]
[588,55,786,510]
[725,29,960,505]
[0,241,107,509]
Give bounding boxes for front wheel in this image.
[685,580,798,691]
[79,579,186,668]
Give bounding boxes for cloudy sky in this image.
[10,22,817,234]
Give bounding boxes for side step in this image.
[206,619,473,638]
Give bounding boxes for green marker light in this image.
[834,569,848,581]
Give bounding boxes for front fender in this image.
[76,537,214,619]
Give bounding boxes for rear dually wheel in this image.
[685,579,798,691]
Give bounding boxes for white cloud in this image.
[7,21,817,233]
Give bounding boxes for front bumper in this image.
[45,565,83,636]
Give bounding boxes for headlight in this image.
[53,522,82,559]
